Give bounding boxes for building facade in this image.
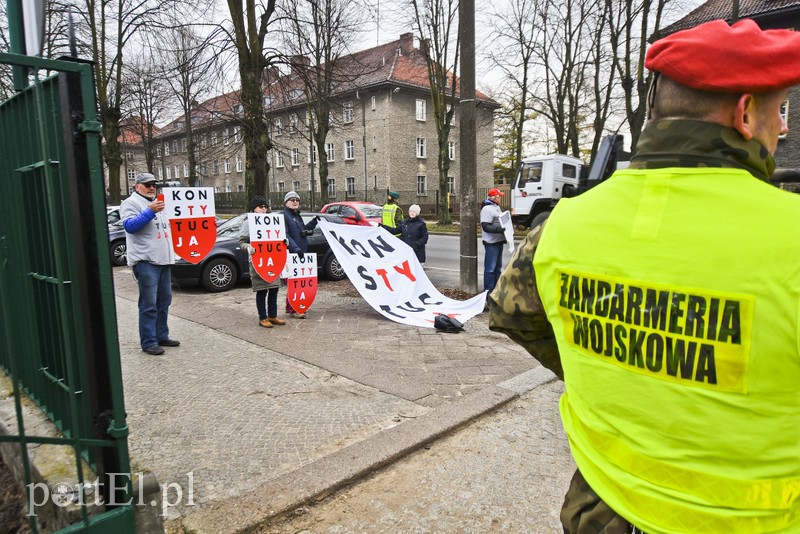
[120,32,498,211]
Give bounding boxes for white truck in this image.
[510,134,629,229]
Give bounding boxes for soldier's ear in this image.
[733,93,757,141]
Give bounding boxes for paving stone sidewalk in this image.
[112,268,542,531]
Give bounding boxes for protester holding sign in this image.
[283,191,318,318]
[381,204,428,267]
[120,173,179,356]
[480,188,506,293]
[239,196,286,329]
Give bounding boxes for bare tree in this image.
[122,56,171,175]
[225,0,278,203]
[489,0,539,176]
[156,26,220,186]
[411,0,460,225]
[279,0,366,206]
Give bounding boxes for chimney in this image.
[399,32,413,55]
[290,55,311,74]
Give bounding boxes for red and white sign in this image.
[283,253,317,314]
[164,188,216,264]
[248,213,287,283]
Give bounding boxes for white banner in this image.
[500,210,515,254]
[319,221,487,328]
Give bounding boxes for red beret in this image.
[646,19,800,93]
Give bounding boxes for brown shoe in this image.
[267,316,286,325]
[259,318,273,328]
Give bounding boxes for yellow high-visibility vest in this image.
[382,203,400,226]
[534,166,800,533]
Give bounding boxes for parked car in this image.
[171,212,347,292]
[107,205,121,226]
[108,222,127,266]
[320,201,382,226]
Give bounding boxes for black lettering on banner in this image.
[379,305,406,319]
[254,215,262,224]
[357,266,376,290]
[174,206,182,217]
[396,302,425,313]
[328,231,355,256]
[419,293,443,306]
[352,240,370,258]
[171,190,182,200]
[369,236,396,258]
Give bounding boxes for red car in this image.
[320,201,383,226]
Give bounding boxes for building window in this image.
[166,167,172,179]
[263,96,273,107]
[213,160,219,174]
[449,141,456,161]
[343,101,354,123]
[233,104,243,114]
[125,150,134,160]
[181,138,187,152]
[327,178,335,197]
[224,158,231,173]
[326,142,335,162]
[291,148,299,166]
[223,128,230,145]
[346,176,355,196]
[157,167,162,180]
[198,135,205,149]
[183,164,188,178]
[780,100,789,139]
[289,88,303,100]
[344,140,355,160]
[164,143,170,156]
[127,167,136,182]
[447,176,455,194]
[416,99,426,121]
[155,145,161,157]
[274,118,283,136]
[238,184,244,192]
[416,137,426,158]
[289,113,298,131]
[276,151,284,168]
[278,181,285,193]
[307,145,317,165]
[234,126,242,143]
[226,185,232,193]
[212,133,218,146]
[417,175,428,196]
[236,155,243,172]
[172,140,178,153]
[293,181,301,192]
[371,95,376,111]
[174,165,179,178]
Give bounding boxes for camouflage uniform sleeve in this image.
[487,222,563,380]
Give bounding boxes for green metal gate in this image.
[0,51,135,532]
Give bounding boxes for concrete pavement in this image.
[112,267,570,532]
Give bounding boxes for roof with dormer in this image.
[657,0,800,38]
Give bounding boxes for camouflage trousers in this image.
[561,469,645,534]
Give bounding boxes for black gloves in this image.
[303,229,315,237]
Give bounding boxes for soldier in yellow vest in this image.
[489,19,800,533]
[381,191,403,230]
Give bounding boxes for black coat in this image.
[399,217,428,263]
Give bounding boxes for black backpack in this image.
[434,315,464,333]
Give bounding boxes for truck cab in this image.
[511,154,584,228]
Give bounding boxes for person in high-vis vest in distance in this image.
[489,19,800,534]
[381,191,403,231]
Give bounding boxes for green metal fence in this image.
[0,52,135,533]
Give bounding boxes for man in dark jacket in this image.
[282,190,317,317]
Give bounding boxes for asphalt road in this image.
[424,233,519,289]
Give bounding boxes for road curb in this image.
[180,384,522,533]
